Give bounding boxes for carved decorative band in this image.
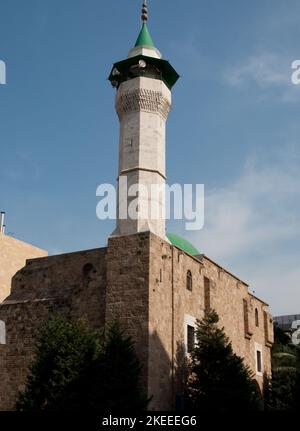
[116,89,171,119]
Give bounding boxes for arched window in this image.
[255,308,259,327]
[0,320,6,345]
[82,263,96,285]
[83,263,94,277]
[186,270,192,291]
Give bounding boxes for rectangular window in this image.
[255,343,263,375]
[204,277,210,312]
[263,311,269,340]
[256,350,262,373]
[243,299,249,335]
[187,325,195,353]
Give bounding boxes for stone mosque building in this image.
[0,3,273,410]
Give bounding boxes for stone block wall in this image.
[0,299,57,410]
[0,234,47,303]
[0,247,107,410]
[106,233,150,391]
[147,233,273,409]
[0,231,273,411]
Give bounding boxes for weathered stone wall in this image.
[147,233,273,409]
[106,233,150,392]
[0,299,58,410]
[148,236,174,410]
[0,232,273,411]
[0,234,47,303]
[0,247,107,410]
[199,255,273,387]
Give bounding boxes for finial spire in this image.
[131,0,158,53]
[141,1,148,23]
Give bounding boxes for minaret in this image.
[109,1,179,240]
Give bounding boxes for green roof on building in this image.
[135,23,155,48]
[167,233,200,257]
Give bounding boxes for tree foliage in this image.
[187,310,262,411]
[269,325,300,410]
[17,317,147,412]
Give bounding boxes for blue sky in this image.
[1,0,300,315]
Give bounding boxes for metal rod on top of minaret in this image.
[141,0,148,22]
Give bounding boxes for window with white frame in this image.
[254,342,263,376]
[184,314,197,355]
[0,320,6,345]
[187,325,195,353]
[256,351,262,373]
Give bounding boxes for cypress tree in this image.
[187,310,262,411]
[17,317,147,411]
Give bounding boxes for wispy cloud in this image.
[244,255,300,317]
[225,53,289,88]
[224,52,300,102]
[199,156,299,257]
[185,145,300,315]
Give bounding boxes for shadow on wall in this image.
[174,340,189,410]
[148,331,189,411]
[70,261,106,331]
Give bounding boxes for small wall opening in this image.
[256,350,262,373]
[186,270,192,291]
[243,299,249,334]
[184,314,197,355]
[204,277,210,312]
[187,325,195,353]
[255,308,259,327]
[255,343,263,376]
[82,263,96,284]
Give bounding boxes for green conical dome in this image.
[135,23,155,47]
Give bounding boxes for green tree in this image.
[293,347,300,409]
[187,310,262,411]
[269,325,300,410]
[95,321,148,410]
[17,317,147,411]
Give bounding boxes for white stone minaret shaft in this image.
[109,3,178,240]
[114,74,171,239]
